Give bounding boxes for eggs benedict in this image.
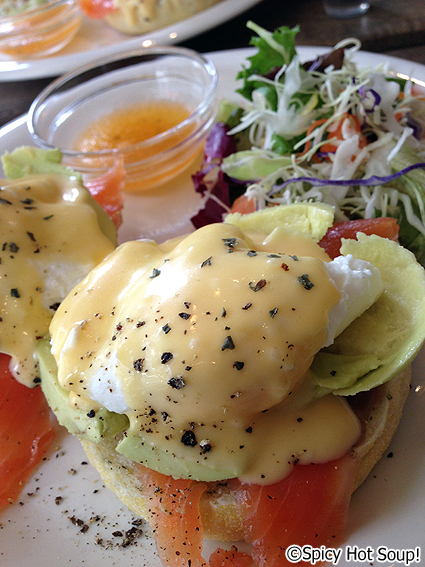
[37,203,425,562]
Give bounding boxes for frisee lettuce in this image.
[236,22,299,102]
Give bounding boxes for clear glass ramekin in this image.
[28,45,219,192]
[0,0,83,59]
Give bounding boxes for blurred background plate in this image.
[0,0,263,80]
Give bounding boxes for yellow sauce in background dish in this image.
[0,0,83,59]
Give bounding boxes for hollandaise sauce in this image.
[50,223,362,485]
[0,174,116,386]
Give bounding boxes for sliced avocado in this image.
[309,352,381,391]
[225,202,335,241]
[115,434,242,482]
[37,339,241,480]
[37,339,128,442]
[310,233,425,396]
[2,147,81,181]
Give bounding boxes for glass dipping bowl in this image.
[28,46,219,192]
[0,0,83,59]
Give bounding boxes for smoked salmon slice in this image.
[136,454,356,567]
[230,454,357,566]
[136,465,209,567]
[136,464,254,567]
[85,158,125,230]
[209,547,254,567]
[0,354,56,511]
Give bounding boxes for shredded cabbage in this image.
[214,23,425,261]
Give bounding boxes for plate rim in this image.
[0,0,263,81]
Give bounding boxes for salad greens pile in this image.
[192,21,425,266]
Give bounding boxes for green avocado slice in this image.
[2,147,80,181]
[115,434,242,482]
[309,233,425,396]
[37,339,239,481]
[37,340,128,442]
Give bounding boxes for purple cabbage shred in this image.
[191,123,238,228]
[270,161,425,195]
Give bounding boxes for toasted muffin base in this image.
[350,366,411,490]
[81,367,411,542]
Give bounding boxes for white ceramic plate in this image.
[0,48,424,567]
[0,0,263,81]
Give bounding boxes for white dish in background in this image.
[0,47,424,567]
[0,0,263,81]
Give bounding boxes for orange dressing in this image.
[74,101,190,151]
[0,6,82,58]
[73,100,202,192]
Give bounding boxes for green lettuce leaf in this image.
[389,145,425,266]
[236,22,299,102]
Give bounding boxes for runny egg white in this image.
[324,254,383,347]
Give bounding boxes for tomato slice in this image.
[0,354,56,511]
[79,0,115,19]
[319,217,399,259]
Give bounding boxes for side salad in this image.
[192,22,425,266]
